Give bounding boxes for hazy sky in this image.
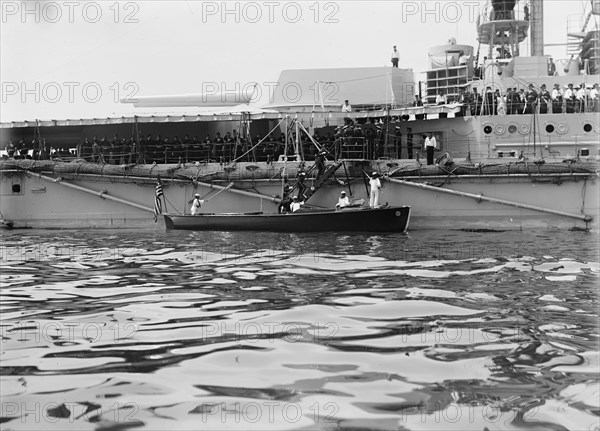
[1,0,596,121]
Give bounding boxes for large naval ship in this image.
[1,0,598,230]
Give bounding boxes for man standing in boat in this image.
[368,172,382,208]
[190,194,204,215]
[424,132,437,165]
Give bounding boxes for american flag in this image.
[153,176,163,222]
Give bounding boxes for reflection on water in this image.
[0,229,598,430]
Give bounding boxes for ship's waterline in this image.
[1,162,597,230]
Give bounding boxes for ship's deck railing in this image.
[3,132,597,166]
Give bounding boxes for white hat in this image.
[194,193,200,197]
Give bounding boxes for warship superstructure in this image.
[1,0,598,230]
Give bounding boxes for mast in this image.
[295,118,300,160]
[530,0,544,56]
[281,116,289,200]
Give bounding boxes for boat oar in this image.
[301,202,325,209]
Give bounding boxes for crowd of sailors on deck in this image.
[3,132,293,164]
[443,82,599,116]
[2,117,403,163]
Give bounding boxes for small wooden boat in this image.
[163,205,411,232]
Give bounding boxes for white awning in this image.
[0,105,463,129]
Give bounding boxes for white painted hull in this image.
[1,166,597,231]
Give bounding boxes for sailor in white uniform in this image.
[190,194,204,215]
[369,172,382,208]
[336,191,350,209]
[290,196,304,212]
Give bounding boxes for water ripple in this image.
[1,229,598,430]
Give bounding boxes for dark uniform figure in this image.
[394,127,402,157]
[406,128,414,159]
[551,84,563,113]
[508,87,521,115]
[548,58,556,76]
[315,150,327,179]
[413,95,425,120]
[278,182,292,214]
[7,140,16,158]
[524,84,538,114]
[471,88,482,116]
[202,136,212,161]
[457,90,468,117]
[517,89,526,114]
[81,137,91,160]
[506,88,514,114]
[91,138,100,162]
[565,84,576,113]
[539,84,551,114]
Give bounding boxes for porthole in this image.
[583,123,592,133]
[508,124,518,134]
[484,125,493,134]
[519,124,530,135]
[545,124,555,133]
[12,184,21,194]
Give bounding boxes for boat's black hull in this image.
[164,206,411,232]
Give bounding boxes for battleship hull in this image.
[0,159,597,231]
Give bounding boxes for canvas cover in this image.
[264,67,415,109]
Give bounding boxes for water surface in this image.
[1,229,598,430]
